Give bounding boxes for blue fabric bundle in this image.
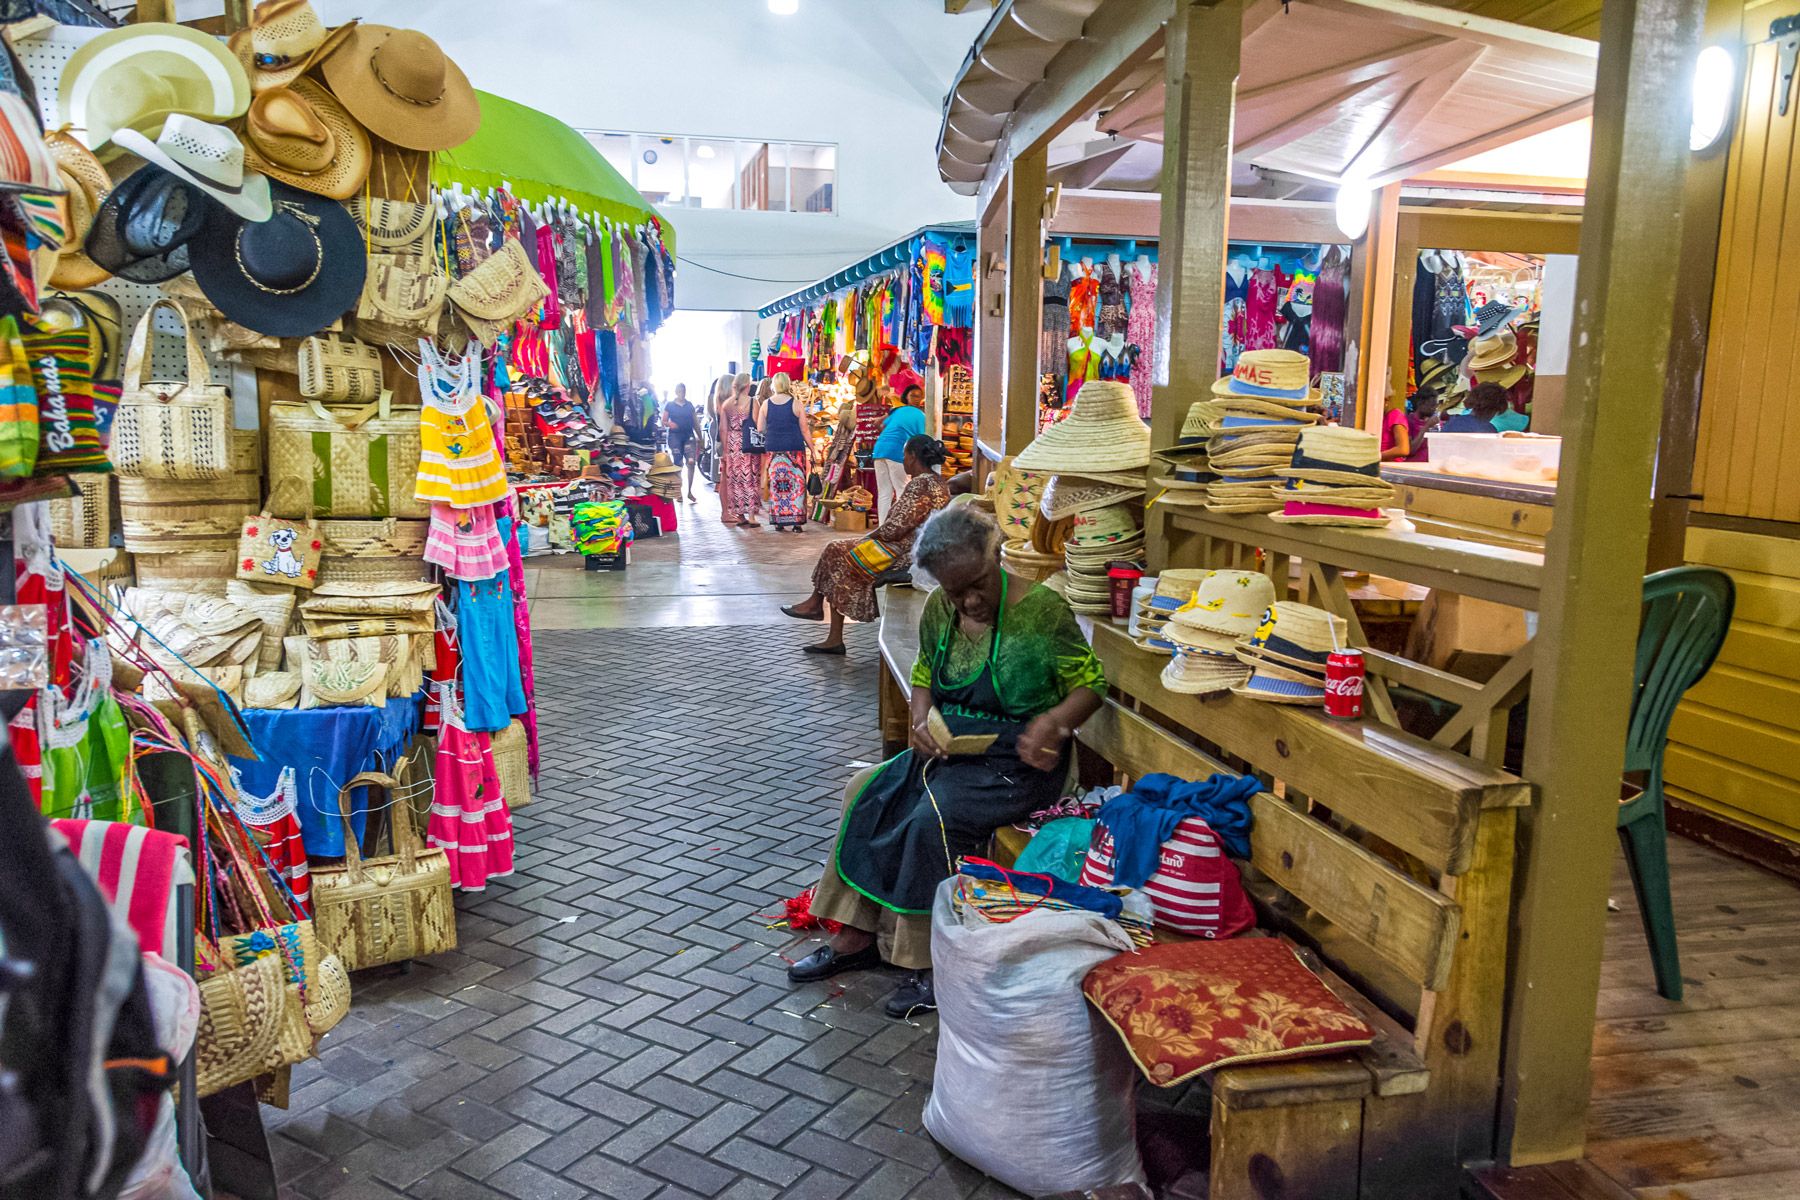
[958,858,1123,919]
[1097,772,1259,889]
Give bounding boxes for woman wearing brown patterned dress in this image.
[782,436,951,655]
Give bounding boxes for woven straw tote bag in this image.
[311,770,457,971]
[317,517,429,559]
[194,947,286,1097]
[267,392,426,519]
[112,299,233,480]
[47,474,114,548]
[492,719,531,809]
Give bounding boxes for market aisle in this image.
[265,556,1019,1197]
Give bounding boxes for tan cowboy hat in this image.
[231,0,337,91]
[1466,329,1520,373]
[44,131,112,290]
[244,77,371,200]
[59,22,251,157]
[320,24,479,152]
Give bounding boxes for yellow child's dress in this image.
[415,340,508,508]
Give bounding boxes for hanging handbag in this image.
[347,196,437,260]
[297,334,382,405]
[448,239,548,346]
[266,391,427,519]
[311,770,457,971]
[24,312,110,475]
[741,415,766,454]
[351,254,449,347]
[194,946,287,1097]
[112,298,233,480]
[0,315,36,478]
[236,510,324,590]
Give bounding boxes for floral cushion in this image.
[1082,937,1375,1086]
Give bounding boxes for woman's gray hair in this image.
[913,505,1001,583]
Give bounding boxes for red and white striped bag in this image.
[1078,817,1255,938]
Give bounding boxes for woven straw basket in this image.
[316,554,434,588]
[119,431,262,553]
[493,720,530,810]
[195,951,287,1097]
[48,475,115,549]
[133,539,239,594]
[318,518,429,558]
[312,770,457,971]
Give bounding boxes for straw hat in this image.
[1163,649,1251,695]
[243,77,371,200]
[1164,619,1240,657]
[1153,469,1213,492]
[44,131,112,290]
[1013,381,1150,473]
[112,116,272,220]
[1058,468,1148,488]
[232,1,340,92]
[320,25,479,152]
[1169,570,1276,638]
[1154,402,1216,456]
[1212,349,1320,407]
[1040,475,1142,522]
[1209,427,1306,454]
[1270,503,1392,527]
[1235,602,1346,673]
[1277,425,1383,487]
[1065,502,1140,548]
[1231,669,1326,705]
[1466,329,1519,373]
[60,22,252,157]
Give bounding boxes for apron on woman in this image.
[834,576,1067,914]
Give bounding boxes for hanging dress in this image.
[425,502,509,580]
[762,396,808,530]
[429,723,515,891]
[1066,331,1102,404]
[1126,262,1158,417]
[457,572,526,734]
[1222,269,1249,372]
[1098,341,1140,382]
[1096,263,1127,337]
[1067,267,1100,336]
[1040,274,1071,381]
[416,341,509,509]
[229,766,312,914]
[1245,268,1281,351]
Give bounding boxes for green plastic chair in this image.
[1619,565,1735,1001]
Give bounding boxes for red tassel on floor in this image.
[784,886,842,934]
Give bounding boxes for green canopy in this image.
[434,90,673,253]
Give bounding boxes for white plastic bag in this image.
[922,878,1146,1194]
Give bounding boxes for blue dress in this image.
[459,567,526,733]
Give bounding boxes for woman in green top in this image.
[792,506,1107,1016]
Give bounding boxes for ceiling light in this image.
[768,0,798,14]
[1334,181,1373,241]
[696,145,716,160]
[1690,45,1735,152]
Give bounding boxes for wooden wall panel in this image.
[1666,527,1800,842]
[1692,37,1800,522]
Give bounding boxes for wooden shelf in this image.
[1159,499,1545,610]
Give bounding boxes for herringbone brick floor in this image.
[267,623,1023,1200]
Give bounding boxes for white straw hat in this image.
[112,116,272,220]
[1040,475,1144,522]
[1013,381,1150,473]
[60,22,252,156]
[1169,570,1277,638]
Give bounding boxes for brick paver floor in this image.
[268,623,1024,1199]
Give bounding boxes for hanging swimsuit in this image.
[416,341,509,509]
[834,577,1071,913]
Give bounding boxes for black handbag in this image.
[741,419,767,454]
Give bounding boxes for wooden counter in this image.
[1381,467,1555,554]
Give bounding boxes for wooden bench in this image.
[872,588,1533,1198]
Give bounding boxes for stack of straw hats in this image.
[1272,426,1395,526]
[1161,570,1278,694]
[648,452,681,500]
[1013,381,1150,475]
[1131,569,1210,655]
[1201,351,1322,514]
[1232,601,1349,705]
[1153,403,1217,494]
[1039,474,1143,522]
[1061,503,1143,615]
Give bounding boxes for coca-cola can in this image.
[1324,649,1365,720]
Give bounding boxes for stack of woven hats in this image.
[1153,403,1216,497]
[1131,569,1209,655]
[1203,350,1322,514]
[1272,426,1394,526]
[1161,570,1278,694]
[1232,601,1349,705]
[647,452,681,500]
[1061,503,1143,616]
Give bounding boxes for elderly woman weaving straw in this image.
[790,506,1107,1016]
[781,434,952,655]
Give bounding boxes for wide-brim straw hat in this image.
[1231,669,1326,705]
[45,131,112,289]
[1163,652,1251,695]
[1170,569,1277,638]
[1272,506,1392,527]
[1210,427,1304,453]
[1280,476,1395,501]
[1466,328,1520,373]
[1473,362,1528,390]
[244,76,372,200]
[1058,468,1149,488]
[1040,474,1143,522]
[1239,601,1346,669]
[1154,474,1212,492]
[1013,381,1150,473]
[1165,621,1241,656]
[1154,402,1216,455]
[319,24,479,152]
[61,22,252,157]
[1212,350,1321,406]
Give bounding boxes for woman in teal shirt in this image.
[870,384,927,522]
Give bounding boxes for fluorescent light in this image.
[768,0,798,13]
[1690,45,1735,152]
[696,145,716,160]
[1334,181,1373,241]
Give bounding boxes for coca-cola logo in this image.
[1325,676,1363,695]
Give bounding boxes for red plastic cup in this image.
[1324,648,1365,720]
[1108,562,1145,622]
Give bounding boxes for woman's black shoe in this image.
[884,971,936,1018]
[787,942,881,983]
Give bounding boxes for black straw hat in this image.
[188,181,365,336]
[84,167,209,284]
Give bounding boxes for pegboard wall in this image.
[16,20,250,419]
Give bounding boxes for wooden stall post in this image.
[1501,0,1707,1167]
[1358,184,1404,436]
[1148,0,1241,572]
[974,178,1010,463]
[1003,147,1048,456]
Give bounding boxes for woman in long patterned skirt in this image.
[759,373,813,532]
[718,373,762,527]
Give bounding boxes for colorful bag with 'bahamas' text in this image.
[23,317,108,474]
[0,316,37,478]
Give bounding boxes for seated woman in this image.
[782,435,952,656]
[790,506,1107,1017]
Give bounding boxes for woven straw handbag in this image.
[236,511,324,590]
[492,719,531,809]
[218,919,350,1042]
[317,517,428,559]
[112,299,233,480]
[352,254,449,347]
[448,239,547,346]
[312,770,457,971]
[348,197,437,259]
[194,947,287,1097]
[267,392,427,519]
[119,433,260,553]
[225,581,297,672]
[47,474,114,548]
[316,553,434,588]
[133,543,238,595]
[298,334,383,405]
